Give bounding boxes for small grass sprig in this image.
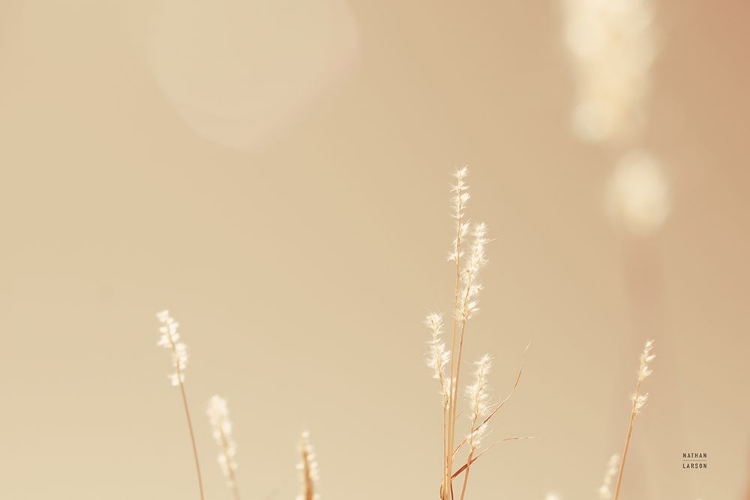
[426,168,526,500]
[459,354,492,500]
[157,310,205,500]
[208,395,241,500]
[613,340,655,500]
[599,454,620,499]
[296,431,320,500]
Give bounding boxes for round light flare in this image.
[147,0,359,149]
[562,0,657,143]
[605,151,671,236]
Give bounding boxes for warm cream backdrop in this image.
[0,1,748,499]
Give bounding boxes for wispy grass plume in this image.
[296,431,320,500]
[561,0,657,143]
[426,313,451,428]
[426,168,525,500]
[155,312,325,500]
[208,395,241,500]
[613,340,655,500]
[157,310,205,500]
[459,354,492,500]
[599,454,620,499]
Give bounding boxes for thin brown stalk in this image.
[447,274,473,498]
[445,178,466,500]
[613,379,641,500]
[301,454,315,500]
[444,289,458,499]
[613,340,654,500]
[299,434,316,500]
[452,345,527,459]
[445,274,462,497]
[444,264,460,500]
[451,437,533,479]
[157,311,204,500]
[218,427,241,500]
[173,357,205,500]
[458,449,475,500]
[457,351,490,500]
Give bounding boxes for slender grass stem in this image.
[159,314,205,500]
[613,340,654,499]
[445,180,465,500]
[445,258,461,500]
[177,379,205,500]
[613,379,641,500]
[218,427,241,500]
[458,449,474,500]
[449,275,473,486]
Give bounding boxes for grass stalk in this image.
[613,340,654,500]
[177,377,206,500]
[157,311,205,500]
[613,377,642,500]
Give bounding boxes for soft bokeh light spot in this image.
[562,0,657,143]
[147,0,359,149]
[605,150,671,236]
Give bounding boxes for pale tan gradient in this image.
[0,1,748,500]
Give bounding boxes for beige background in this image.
[1,1,748,499]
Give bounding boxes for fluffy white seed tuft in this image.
[459,222,489,320]
[638,339,656,381]
[449,167,471,262]
[466,354,493,448]
[598,454,620,499]
[632,393,649,414]
[207,395,238,486]
[156,310,188,386]
[296,431,320,500]
[425,313,451,406]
